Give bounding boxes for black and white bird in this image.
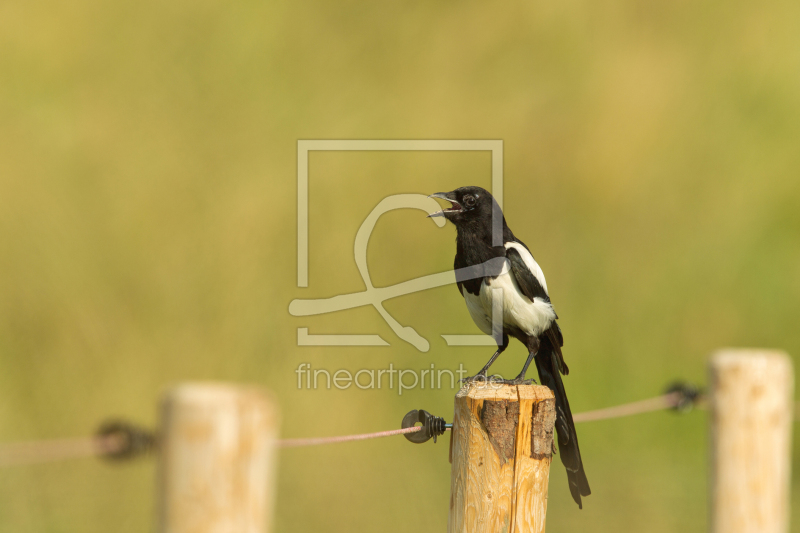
[429,185,591,508]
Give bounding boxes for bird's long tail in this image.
[534,334,591,508]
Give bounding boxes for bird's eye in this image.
[464,195,476,207]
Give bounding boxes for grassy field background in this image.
[1,0,800,531]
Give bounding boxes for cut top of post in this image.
[456,382,555,402]
[454,383,556,461]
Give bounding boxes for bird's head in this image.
[428,186,498,227]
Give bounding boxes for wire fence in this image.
[0,382,709,467]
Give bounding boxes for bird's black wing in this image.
[505,246,549,302]
[507,246,569,375]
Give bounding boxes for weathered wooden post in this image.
[709,349,794,533]
[157,383,279,533]
[448,383,556,533]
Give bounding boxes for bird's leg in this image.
[503,351,538,385]
[497,336,540,385]
[461,334,508,383]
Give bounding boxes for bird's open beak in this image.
[427,192,462,218]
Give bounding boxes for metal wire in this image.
[572,392,683,423]
[0,435,124,467]
[0,387,706,466]
[279,425,425,448]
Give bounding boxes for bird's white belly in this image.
[463,264,556,338]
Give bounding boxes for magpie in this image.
[429,185,591,508]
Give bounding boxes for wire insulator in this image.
[95,420,156,461]
[401,410,452,444]
[664,382,704,413]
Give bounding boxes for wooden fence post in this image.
[157,383,279,533]
[448,383,556,533]
[709,349,794,533]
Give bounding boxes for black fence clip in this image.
[665,381,704,413]
[401,409,452,444]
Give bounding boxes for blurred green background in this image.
[1,0,799,531]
